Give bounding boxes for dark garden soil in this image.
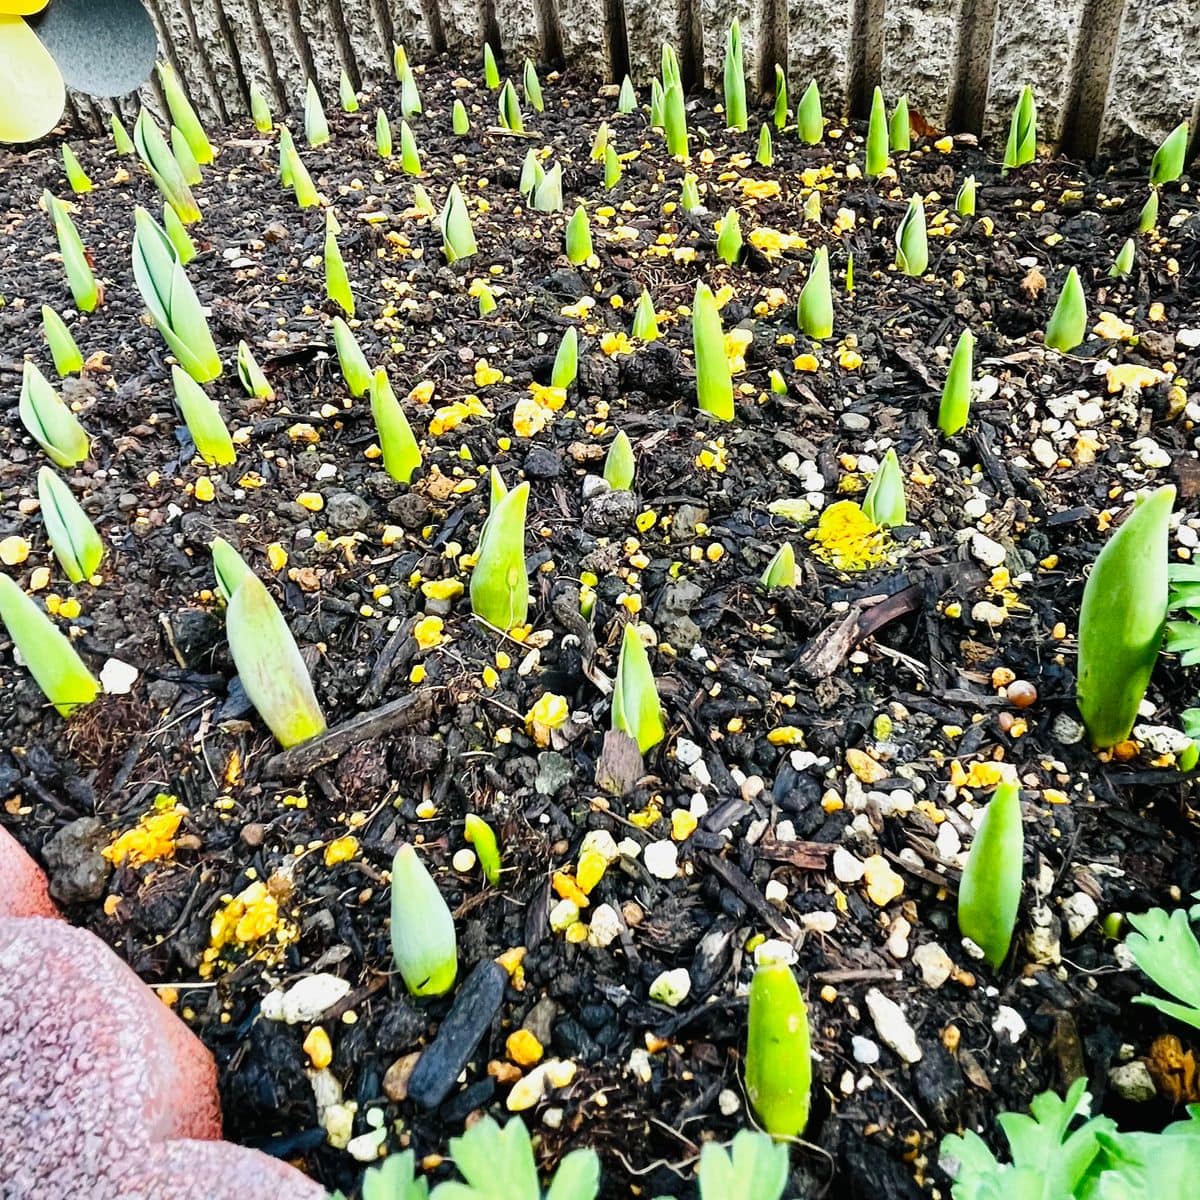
[2,57,1200,1200]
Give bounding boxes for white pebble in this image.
[774,820,796,843]
[675,737,703,767]
[1062,891,1099,940]
[100,658,139,695]
[649,968,691,1007]
[800,911,838,934]
[886,917,911,959]
[644,840,678,880]
[913,942,954,989]
[833,848,866,883]
[718,1089,741,1115]
[970,532,1007,568]
[865,988,923,1063]
[581,829,621,863]
[261,974,352,1024]
[587,903,622,948]
[765,879,789,906]
[452,848,477,873]
[753,938,798,966]
[993,1006,1026,1043]
[852,1035,881,1065]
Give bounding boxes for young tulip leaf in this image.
[591,121,610,161]
[250,83,273,133]
[603,430,635,491]
[956,174,977,217]
[798,246,833,339]
[889,94,910,151]
[464,813,502,885]
[746,959,812,1137]
[938,328,975,437]
[693,282,734,421]
[865,86,889,176]
[470,480,530,630]
[332,316,372,397]
[162,201,196,264]
[338,68,358,113]
[617,74,636,114]
[611,622,665,754]
[43,190,99,312]
[1003,84,1036,171]
[565,205,593,265]
[632,289,659,341]
[210,536,254,605]
[760,542,796,590]
[62,144,92,193]
[452,98,469,135]
[1077,485,1174,747]
[1149,120,1188,187]
[38,467,103,583]
[304,77,329,147]
[170,124,202,186]
[225,572,326,747]
[723,18,747,132]
[552,326,578,390]
[400,62,421,118]
[158,59,213,165]
[756,122,773,166]
[796,79,823,144]
[957,777,1024,967]
[42,305,83,376]
[134,109,200,223]
[376,108,393,157]
[400,119,422,175]
[499,79,524,132]
[649,78,665,129]
[370,368,422,484]
[1044,266,1087,353]
[324,209,354,316]
[1138,188,1159,233]
[0,572,100,717]
[19,361,89,467]
[110,113,135,155]
[441,183,477,262]
[523,58,543,112]
[483,42,500,90]
[390,843,458,997]
[604,142,622,188]
[861,448,906,527]
[518,147,544,196]
[680,172,701,211]
[1110,237,1135,279]
[715,207,742,265]
[235,339,273,400]
[172,365,235,466]
[475,281,497,315]
[895,194,928,276]
[773,64,787,130]
[532,162,563,212]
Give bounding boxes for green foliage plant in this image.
[745,955,812,1138]
[42,306,83,376]
[797,246,833,339]
[390,843,458,997]
[861,448,906,527]
[19,361,89,467]
[38,467,103,583]
[723,18,747,132]
[236,339,274,400]
[158,59,213,165]
[1044,266,1087,352]
[760,543,796,590]
[938,329,975,437]
[693,282,734,421]
[370,367,422,484]
[957,777,1023,968]
[611,622,665,754]
[865,86,889,176]
[332,316,372,397]
[603,430,635,491]
[172,365,235,466]
[796,79,823,144]
[1003,85,1037,171]
[305,78,329,147]
[894,194,928,276]
[464,813,502,885]
[43,190,99,311]
[470,478,530,630]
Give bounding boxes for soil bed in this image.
[2,58,1200,1199]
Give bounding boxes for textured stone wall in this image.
[84,0,1200,160]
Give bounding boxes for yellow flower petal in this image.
[0,15,64,145]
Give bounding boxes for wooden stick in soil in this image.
[263,689,433,777]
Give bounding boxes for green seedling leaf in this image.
[110,113,135,155]
[210,536,253,604]
[956,174,977,217]
[866,86,889,176]
[304,77,329,146]
[464,813,502,885]
[611,622,665,754]
[43,190,99,312]
[1110,236,1135,279]
[476,282,497,315]
[662,79,688,158]
[400,66,422,119]
[324,209,354,316]
[1138,187,1159,233]
[519,148,544,196]
[470,480,529,630]
[390,843,457,997]
[957,777,1023,967]
[773,64,787,130]
[769,368,788,395]
[1126,907,1200,1030]
[862,448,906,527]
[723,18,747,132]
[360,1150,428,1200]
[715,207,742,265]
[131,206,222,382]
[158,59,212,164]
[1003,84,1036,171]
[332,316,372,397]
[0,572,100,717]
[523,58,543,112]
[603,430,635,491]
[756,122,773,166]
[552,326,578,390]
[42,305,83,376]
[604,142,622,188]
[170,124,202,186]
[632,289,659,341]
[376,108,393,157]
[452,98,470,135]
[400,119,422,175]
[1165,619,1200,666]
[225,572,326,747]
[532,162,563,213]
[680,172,701,211]
[1044,265,1087,352]
[250,83,273,133]
[62,144,92,193]
[565,205,593,265]
[649,78,665,129]
[278,127,319,207]
[693,282,734,421]
[413,185,436,217]
[1149,120,1188,187]
[697,1130,789,1200]
[442,183,478,262]
[617,75,636,114]
[889,94,911,151]
[370,367,422,485]
[393,41,408,79]
[133,109,200,223]
[938,328,975,437]
[37,467,103,584]
[499,79,524,132]
[278,126,295,185]
[745,958,812,1138]
[895,193,928,276]
[760,542,796,589]
[162,201,196,264]
[338,68,358,113]
[172,365,235,466]
[236,339,274,400]
[19,360,89,467]
[1077,485,1174,747]
[797,78,822,144]
[591,121,609,161]
[483,42,500,90]
[798,246,833,339]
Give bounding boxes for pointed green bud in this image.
[162,202,196,265]
[339,69,358,113]
[760,542,796,589]
[604,142,622,189]
[483,42,500,90]
[861,449,906,527]
[332,316,372,397]
[400,120,422,175]
[866,86,889,176]
[1002,85,1036,171]
[958,777,1023,968]
[617,75,636,114]
[888,94,910,151]
[43,190,99,312]
[532,162,563,213]
[452,98,470,135]
[680,173,701,211]
[19,361,89,467]
[773,64,788,130]
[746,959,812,1137]
[552,326,578,390]
[894,194,928,276]
[603,430,635,491]
[1044,266,1087,352]
[441,183,477,263]
[565,205,593,265]
[324,209,354,316]
[612,622,665,753]
[1138,188,1159,233]
[649,78,665,129]
[236,340,274,401]
[470,480,530,630]
[464,814,502,885]
[756,123,773,166]
[370,368,422,484]
[62,144,92,193]
[798,246,833,339]
[1110,237,1135,279]
[523,58,544,112]
[499,79,524,132]
[1149,120,1188,187]
[172,366,235,466]
[769,367,787,395]
[938,328,974,437]
[797,79,822,144]
[250,84,273,134]
[716,207,742,265]
[42,305,83,377]
[110,114,135,155]
[390,843,458,996]
[376,109,393,158]
[693,282,734,422]
[955,174,977,217]
[158,59,213,165]
[723,18,747,132]
[38,467,103,584]
[170,123,203,185]
[632,288,659,341]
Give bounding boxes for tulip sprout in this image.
[43,190,99,313]
[1002,85,1036,171]
[499,79,524,132]
[211,537,253,605]
[464,814,502,885]
[956,175,977,218]
[19,362,89,468]
[163,202,197,264]
[552,326,578,390]
[170,125,203,186]
[278,128,319,208]
[1138,189,1158,234]
[470,478,530,631]
[603,430,635,491]
[223,569,326,747]
[612,623,665,753]
[796,79,823,144]
[1149,120,1188,187]
[135,109,201,223]
[617,75,636,114]
[661,44,689,158]
[400,61,422,119]
[1110,237,1135,279]
[483,42,500,90]
[889,94,911,152]
[452,99,470,135]
[861,448,906,527]
[158,59,213,165]
[519,148,544,197]
[339,69,358,113]
[42,306,83,377]
[38,467,103,585]
[604,143,623,188]
[250,84,273,133]
[0,573,100,717]
[324,210,354,316]
[565,205,593,265]
[370,368,422,484]
[865,86,889,176]
[532,162,564,213]
[1077,485,1175,748]
[798,247,833,340]
[957,778,1023,968]
[760,542,796,589]
[745,957,812,1138]
[693,282,734,422]
[236,340,274,401]
[110,114,135,155]
[723,19,747,132]
[62,145,92,194]
[894,194,928,276]
[523,58,544,112]
[332,316,372,397]
[756,123,773,167]
[441,183,478,263]
[304,78,329,147]
[390,844,458,997]
[633,289,659,341]
[937,329,975,437]
[1044,266,1086,352]
[716,208,743,265]
[680,173,701,211]
[773,64,787,130]
[131,206,222,383]
[376,109,393,158]
[649,79,665,129]
[173,366,235,466]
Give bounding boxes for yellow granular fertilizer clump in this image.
[808,500,889,571]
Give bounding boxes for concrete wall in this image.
[80,0,1200,160]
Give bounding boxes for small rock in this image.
[1030,438,1057,468]
[971,601,1008,626]
[581,473,610,500]
[846,748,888,784]
[833,848,866,883]
[840,412,869,432]
[1062,891,1099,940]
[969,532,1007,568]
[382,1053,420,1102]
[644,840,678,880]
[718,1089,740,1115]
[675,737,703,767]
[800,911,837,934]
[765,879,788,906]
[523,446,561,479]
[993,1005,1026,1043]
[649,968,691,1007]
[43,817,111,904]
[99,658,138,695]
[324,491,372,533]
[862,855,904,906]
[886,917,911,959]
[852,1036,881,1065]
[1108,1060,1156,1102]
[913,942,954,989]
[672,504,709,542]
[535,751,573,796]
[1051,714,1086,745]
[260,974,352,1024]
[583,489,637,533]
[587,904,621,948]
[865,988,922,1063]
[753,938,798,966]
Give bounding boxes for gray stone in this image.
[43,818,111,905]
[535,752,573,795]
[672,504,709,542]
[324,491,372,532]
[583,489,637,533]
